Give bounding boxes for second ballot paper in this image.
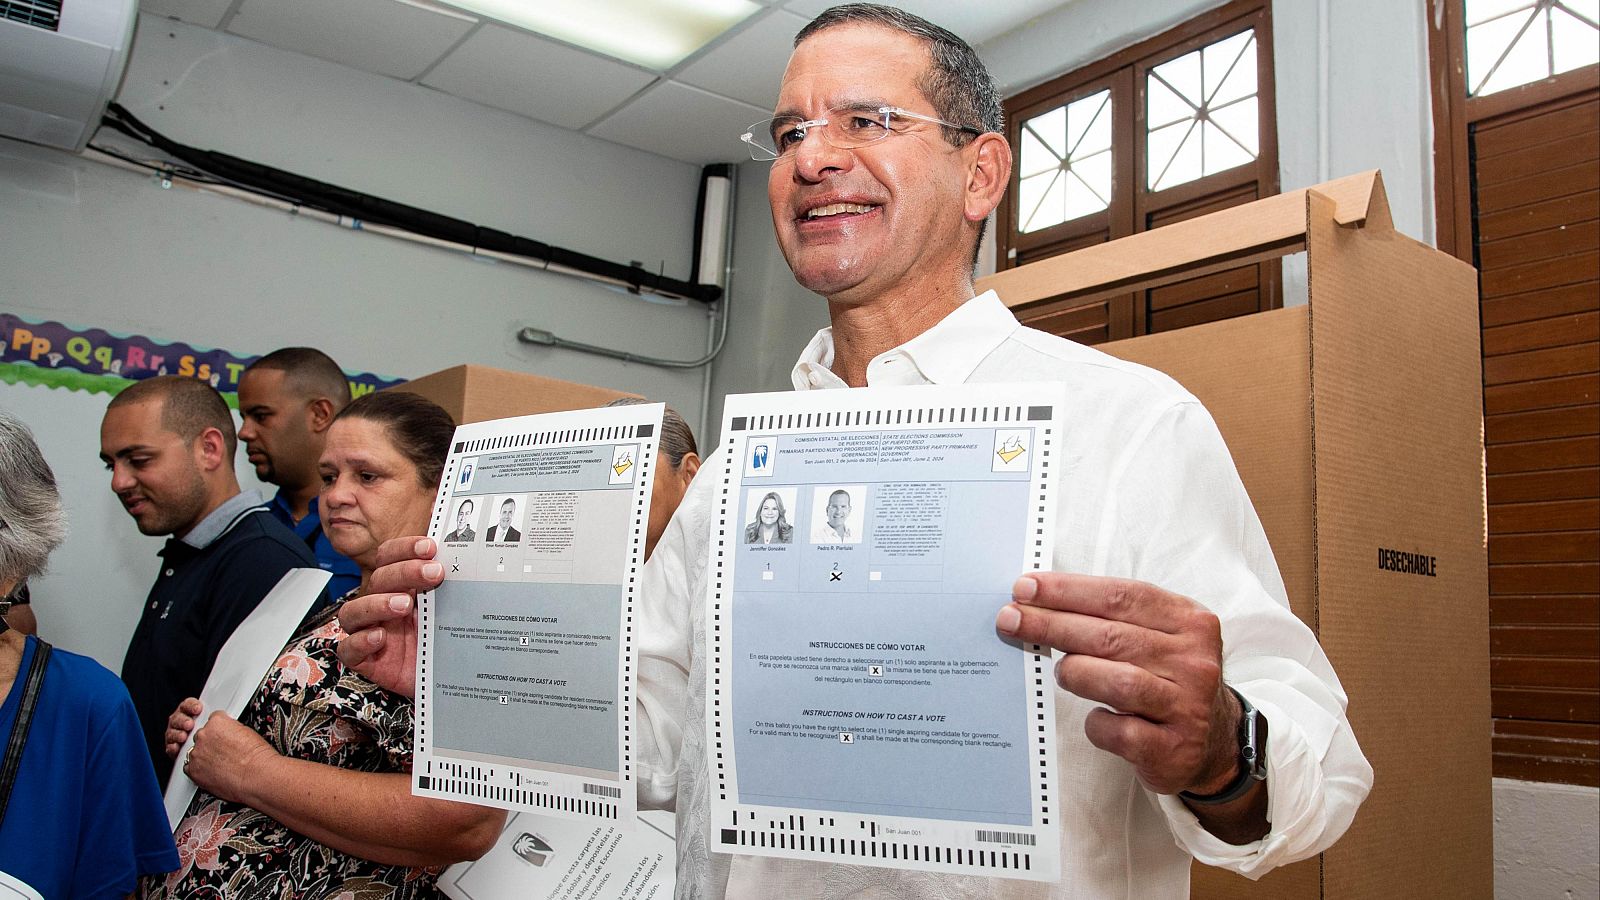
[413,403,662,827]
[708,383,1065,880]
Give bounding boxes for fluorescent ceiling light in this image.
[438,0,761,71]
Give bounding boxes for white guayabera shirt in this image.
[636,292,1372,899]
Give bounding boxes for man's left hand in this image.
[996,572,1242,796]
[184,711,279,803]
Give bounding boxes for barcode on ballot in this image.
[584,783,622,799]
[974,830,1036,846]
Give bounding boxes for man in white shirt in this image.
[336,5,1371,897]
[810,488,855,543]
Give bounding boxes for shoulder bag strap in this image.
[0,639,52,823]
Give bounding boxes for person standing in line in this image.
[100,376,317,785]
[0,407,179,896]
[152,392,503,899]
[238,348,362,601]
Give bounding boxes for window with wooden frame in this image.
[997,0,1280,345]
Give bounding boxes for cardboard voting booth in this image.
[977,171,1491,900]
[391,363,636,424]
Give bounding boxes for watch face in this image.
[1238,695,1266,779]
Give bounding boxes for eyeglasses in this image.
[741,104,982,162]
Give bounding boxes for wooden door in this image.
[1473,77,1600,786]
[1431,0,1599,786]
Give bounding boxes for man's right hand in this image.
[335,537,444,698]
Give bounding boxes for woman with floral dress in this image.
[147,392,505,899]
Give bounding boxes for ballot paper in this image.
[436,809,675,900]
[708,384,1064,881]
[165,567,331,830]
[414,404,662,827]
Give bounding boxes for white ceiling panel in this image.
[589,80,768,165]
[422,24,656,130]
[141,0,1087,167]
[227,0,476,81]
[782,0,1065,46]
[139,0,234,29]
[676,9,808,111]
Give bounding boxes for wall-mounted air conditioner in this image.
[0,0,137,152]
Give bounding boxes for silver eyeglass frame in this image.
[741,105,982,162]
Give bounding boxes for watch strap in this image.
[1179,685,1265,806]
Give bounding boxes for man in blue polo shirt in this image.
[238,347,362,601]
[101,376,318,785]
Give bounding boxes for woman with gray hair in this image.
[0,408,178,897]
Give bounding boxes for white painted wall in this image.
[1494,778,1600,899]
[0,14,714,668]
[1269,0,1435,304]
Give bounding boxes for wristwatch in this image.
[1180,685,1268,805]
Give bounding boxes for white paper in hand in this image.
[163,568,331,830]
